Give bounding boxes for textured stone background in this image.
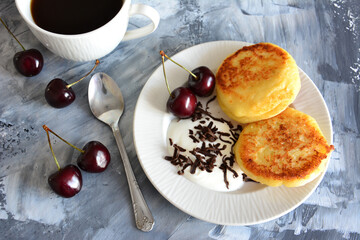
[0,0,359,239]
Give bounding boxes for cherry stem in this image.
[44,126,61,171]
[159,50,197,79]
[160,52,172,96]
[66,59,100,88]
[0,17,26,51]
[43,125,85,154]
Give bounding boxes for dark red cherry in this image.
[188,66,215,97]
[13,49,44,77]
[0,17,44,77]
[48,164,82,198]
[44,60,99,108]
[167,87,197,118]
[45,78,75,108]
[77,141,111,173]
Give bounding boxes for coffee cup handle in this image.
[122,4,160,41]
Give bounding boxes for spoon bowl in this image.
[88,73,124,127]
[88,72,155,232]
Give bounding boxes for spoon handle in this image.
[112,126,155,232]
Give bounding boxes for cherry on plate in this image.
[188,66,215,97]
[167,87,197,118]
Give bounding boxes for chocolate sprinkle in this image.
[242,173,259,183]
[189,135,200,143]
[164,96,249,188]
[206,95,217,111]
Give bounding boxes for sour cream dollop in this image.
[166,97,244,192]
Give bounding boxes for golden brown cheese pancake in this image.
[234,108,334,187]
[216,42,301,124]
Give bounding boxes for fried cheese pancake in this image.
[234,108,334,187]
[216,43,301,124]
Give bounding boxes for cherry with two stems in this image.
[160,51,215,97]
[160,52,197,118]
[43,125,111,197]
[0,17,44,77]
[45,59,100,108]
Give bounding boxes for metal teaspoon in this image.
[88,72,154,232]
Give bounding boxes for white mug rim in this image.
[15,0,129,39]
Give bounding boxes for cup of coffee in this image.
[15,0,160,61]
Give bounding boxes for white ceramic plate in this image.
[133,41,333,225]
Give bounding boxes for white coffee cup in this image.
[15,0,160,61]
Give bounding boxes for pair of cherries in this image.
[43,125,111,198]
[160,51,215,118]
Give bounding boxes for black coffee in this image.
[31,0,123,35]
